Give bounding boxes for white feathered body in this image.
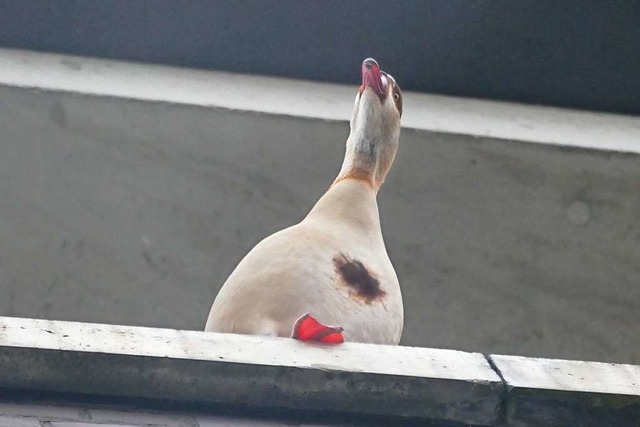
[206,58,405,344]
[205,180,403,344]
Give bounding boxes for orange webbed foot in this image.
[291,313,344,344]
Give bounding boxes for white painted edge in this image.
[491,354,640,396]
[0,316,499,384]
[1,48,639,154]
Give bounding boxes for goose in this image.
[205,58,404,345]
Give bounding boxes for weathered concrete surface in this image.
[490,354,640,426]
[2,48,639,153]
[0,398,470,427]
[0,56,639,364]
[0,317,504,425]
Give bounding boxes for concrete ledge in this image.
[3,317,640,425]
[490,354,640,426]
[0,317,503,425]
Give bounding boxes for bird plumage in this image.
[205,58,404,344]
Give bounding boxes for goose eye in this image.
[392,87,403,117]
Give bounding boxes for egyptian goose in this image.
[205,58,404,345]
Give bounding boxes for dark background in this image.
[1,1,638,115]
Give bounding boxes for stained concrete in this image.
[4,317,640,426]
[0,317,504,425]
[0,80,639,364]
[491,355,640,426]
[0,399,396,427]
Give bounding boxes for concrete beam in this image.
[1,48,639,153]
[0,317,504,425]
[490,354,640,426]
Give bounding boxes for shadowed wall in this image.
[1,85,638,364]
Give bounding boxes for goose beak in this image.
[360,58,386,100]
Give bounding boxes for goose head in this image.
[336,58,403,191]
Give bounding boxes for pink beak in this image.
[361,58,386,100]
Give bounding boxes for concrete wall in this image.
[0,55,639,365]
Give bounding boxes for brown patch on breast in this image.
[333,254,386,304]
